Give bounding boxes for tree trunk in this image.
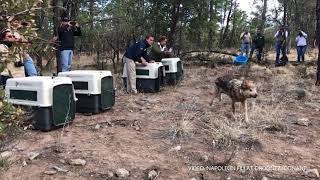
[208,0,214,50]
[229,0,237,46]
[219,1,228,47]
[168,0,182,48]
[283,0,287,55]
[220,0,234,47]
[52,0,63,74]
[70,1,80,20]
[316,0,320,85]
[294,0,300,31]
[260,0,268,31]
[89,0,94,29]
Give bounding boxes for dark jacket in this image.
[58,25,81,51]
[124,40,151,62]
[150,43,167,62]
[252,33,265,48]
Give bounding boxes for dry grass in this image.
[0,158,9,171]
[167,119,195,141]
[189,57,318,150]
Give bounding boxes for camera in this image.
[69,21,76,26]
[14,61,24,67]
[21,22,30,26]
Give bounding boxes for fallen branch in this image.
[180,49,238,58]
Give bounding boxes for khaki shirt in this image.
[0,44,24,77]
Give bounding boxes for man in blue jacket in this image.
[123,35,155,94]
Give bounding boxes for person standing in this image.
[57,17,81,72]
[249,29,265,62]
[274,26,288,64]
[123,35,155,94]
[295,30,308,63]
[240,30,251,56]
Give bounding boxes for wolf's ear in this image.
[241,80,249,89]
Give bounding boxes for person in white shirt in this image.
[274,26,288,64]
[240,30,251,56]
[295,30,307,63]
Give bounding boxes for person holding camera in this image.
[295,30,308,63]
[0,28,37,85]
[56,17,81,72]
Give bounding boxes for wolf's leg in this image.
[209,96,214,106]
[217,89,222,101]
[242,100,249,122]
[211,88,221,105]
[231,101,237,120]
[232,101,236,114]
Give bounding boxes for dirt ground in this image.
[1,51,320,180]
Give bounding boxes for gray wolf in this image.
[211,75,258,122]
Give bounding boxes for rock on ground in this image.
[68,159,86,166]
[115,168,130,178]
[148,170,158,179]
[1,151,13,158]
[304,168,319,178]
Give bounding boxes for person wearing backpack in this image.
[295,30,308,63]
[274,26,288,65]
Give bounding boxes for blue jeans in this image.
[24,57,38,76]
[60,50,73,72]
[275,42,285,63]
[297,46,307,62]
[241,43,250,56]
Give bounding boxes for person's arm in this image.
[72,23,81,36]
[300,30,307,38]
[295,36,299,43]
[57,26,64,41]
[285,31,288,38]
[151,44,162,55]
[0,45,9,73]
[57,26,64,36]
[240,32,244,39]
[274,31,279,38]
[262,36,265,47]
[142,50,150,63]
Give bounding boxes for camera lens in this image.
[21,22,29,26]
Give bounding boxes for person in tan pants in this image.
[123,35,155,94]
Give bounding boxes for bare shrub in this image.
[249,104,287,132]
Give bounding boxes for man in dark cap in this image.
[55,17,81,72]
